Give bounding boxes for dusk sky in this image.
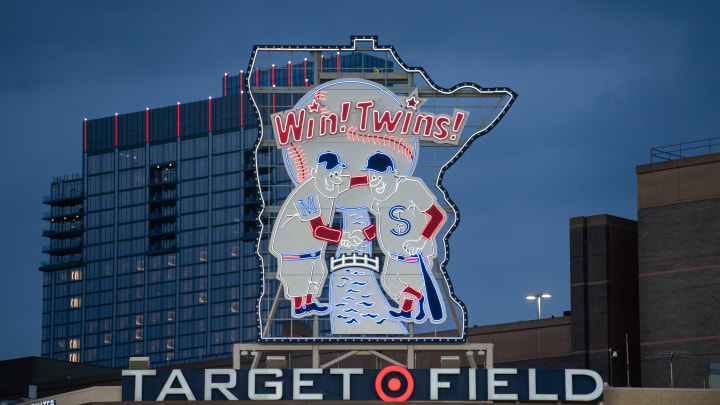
[1,1,719,360]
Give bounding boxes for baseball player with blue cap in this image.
[270,151,368,318]
[359,151,447,323]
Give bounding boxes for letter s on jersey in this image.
[389,205,411,236]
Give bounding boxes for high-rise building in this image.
[40,51,395,367]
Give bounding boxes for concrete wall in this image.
[637,153,720,388]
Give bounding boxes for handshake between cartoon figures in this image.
[270,150,446,324]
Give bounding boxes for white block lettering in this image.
[248,369,283,400]
[329,368,363,400]
[487,368,518,401]
[204,369,238,400]
[122,369,157,401]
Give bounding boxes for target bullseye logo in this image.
[375,365,414,402]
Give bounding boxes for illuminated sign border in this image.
[245,35,517,343]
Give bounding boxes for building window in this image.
[166,338,175,350]
[68,352,79,363]
[71,269,82,280]
[168,255,176,267]
[104,333,112,344]
[135,329,143,340]
[70,297,81,308]
[199,251,208,262]
[199,292,207,303]
[166,352,174,362]
[167,310,175,322]
[137,259,145,271]
[135,314,144,326]
[69,338,80,349]
[230,302,239,313]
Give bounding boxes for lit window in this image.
[70,297,81,308]
[69,338,80,349]
[168,255,176,267]
[104,333,112,344]
[166,338,175,350]
[166,352,174,361]
[135,329,143,340]
[230,302,239,313]
[199,251,208,262]
[71,270,82,280]
[135,314,143,326]
[199,292,207,303]
[167,310,175,322]
[136,259,144,271]
[68,352,79,363]
[231,246,239,257]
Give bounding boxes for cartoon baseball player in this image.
[270,151,366,318]
[359,152,447,323]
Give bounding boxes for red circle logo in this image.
[375,365,414,402]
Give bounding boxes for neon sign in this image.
[248,36,516,342]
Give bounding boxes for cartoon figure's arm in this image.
[337,175,370,194]
[420,203,445,240]
[403,180,446,255]
[308,217,343,243]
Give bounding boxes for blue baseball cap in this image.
[317,151,346,170]
[362,151,395,173]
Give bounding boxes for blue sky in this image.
[1,1,718,360]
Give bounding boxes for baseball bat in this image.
[417,253,443,322]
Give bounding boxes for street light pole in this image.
[526,293,552,320]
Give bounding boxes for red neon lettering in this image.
[400,111,413,134]
[355,101,374,131]
[433,116,450,140]
[319,114,338,136]
[452,111,466,133]
[412,114,434,136]
[340,102,351,122]
[273,109,306,146]
[305,117,314,140]
[373,110,403,133]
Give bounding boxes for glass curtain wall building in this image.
[40,51,393,367]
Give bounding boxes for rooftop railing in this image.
[650,137,720,162]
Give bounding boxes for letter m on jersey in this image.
[296,196,319,218]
